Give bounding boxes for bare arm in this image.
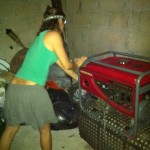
[56,60,78,81]
[44,31,74,69]
[44,31,87,70]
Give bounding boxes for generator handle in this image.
[87,58,142,75]
[88,50,150,62]
[85,50,150,76]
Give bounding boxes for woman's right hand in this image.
[74,56,87,68]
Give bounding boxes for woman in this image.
[0,6,87,150]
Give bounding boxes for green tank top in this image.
[16,30,58,86]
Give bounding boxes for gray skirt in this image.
[4,84,58,129]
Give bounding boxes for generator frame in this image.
[78,50,150,137]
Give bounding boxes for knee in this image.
[39,124,50,134]
[4,125,20,137]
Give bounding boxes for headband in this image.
[43,15,64,22]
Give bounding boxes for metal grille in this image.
[127,126,150,150]
[78,99,150,150]
[79,111,101,150]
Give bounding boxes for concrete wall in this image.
[0,0,51,62]
[0,0,150,63]
[62,0,150,59]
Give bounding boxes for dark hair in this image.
[37,6,66,35]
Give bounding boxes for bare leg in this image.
[0,125,20,150]
[39,124,52,150]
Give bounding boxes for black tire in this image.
[0,108,6,137]
[51,101,78,130]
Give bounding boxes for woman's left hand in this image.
[74,56,87,68]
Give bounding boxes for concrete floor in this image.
[11,126,93,150]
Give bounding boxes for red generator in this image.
[78,51,150,150]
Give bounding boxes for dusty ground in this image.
[11,126,93,150]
